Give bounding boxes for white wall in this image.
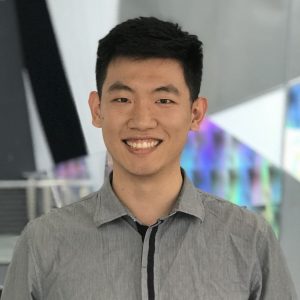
[45,0,120,156]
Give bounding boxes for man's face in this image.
[89,57,207,178]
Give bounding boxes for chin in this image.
[123,164,163,178]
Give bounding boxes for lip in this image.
[122,136,163,141]
[122,136,163,144]
[122,137,163,154]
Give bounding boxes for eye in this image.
[156,99,174,104]
[112,98,129,103]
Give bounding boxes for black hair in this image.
[96,17,203,101]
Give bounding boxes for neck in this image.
[111,166,183,226]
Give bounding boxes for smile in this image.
[123,139,162,150]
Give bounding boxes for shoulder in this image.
[24,190,99,248]
[17,191,100,274]
[32,190,98,224]
[197,189,269,243]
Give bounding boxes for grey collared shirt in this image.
[2,173,297,299]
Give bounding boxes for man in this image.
[2,17,297,299]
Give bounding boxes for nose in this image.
[127,101,157,130]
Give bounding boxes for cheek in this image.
[167,113,192,132]
[101,122,117,144]
[101,117,127,147]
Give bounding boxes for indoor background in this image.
[0,0,300,295]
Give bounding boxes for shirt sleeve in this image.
[250,220,298,300]
[1,224,42,300]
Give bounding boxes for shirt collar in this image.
[93,173,129,227]
[93,169,205,227]
[170,169,205,222]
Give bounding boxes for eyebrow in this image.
[153,85,180,96]
[107,81,180,96]
[107,81,133,93]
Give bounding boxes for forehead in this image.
[102,57,188,94]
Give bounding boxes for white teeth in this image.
[125,139,160,149]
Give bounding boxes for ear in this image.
[190,97,207,131]
[88,91,102,128]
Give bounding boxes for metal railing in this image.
[0,179,94,221]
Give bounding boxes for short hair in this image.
[96,17,203,101]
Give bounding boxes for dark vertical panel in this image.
[0,0,36,179]
[15,0,87,163]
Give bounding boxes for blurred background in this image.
[0,0,300,295]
